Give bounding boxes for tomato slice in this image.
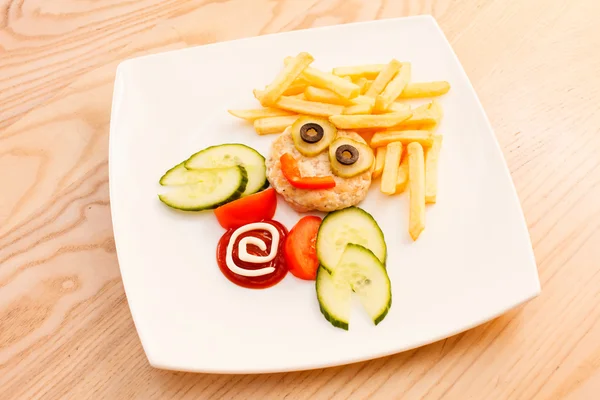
[214,188,277,230]
[284,216,322,280]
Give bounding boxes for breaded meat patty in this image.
[266,128,372,212]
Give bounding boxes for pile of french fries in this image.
[228,52,449,241]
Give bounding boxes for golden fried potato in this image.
[302,67,361,99]
[228,108,295,121]
[304,86,353,106]
[365,59,402,98]
[407,142,425,240]
[275,96,344,117]
[381,142,402,195]
[374,102,410,114]
[370,130,433,148]
[399,81,450,98]
[372,146,387,179]
[353,77,370,94]
[425,135,443,203]
[258,52,313,106]
[342,103,373,115]
[329,110,412,130]
[374,63,411,112]
[395,154,409,194]
[332,64,386,80]
[284,57,360,99]
[392,102,438,129]
[253,115,300,135]
[283,80,309,96]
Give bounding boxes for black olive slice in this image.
[300,123,324,143]
[335,144,359,165]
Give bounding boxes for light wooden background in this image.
[1,0,599,399]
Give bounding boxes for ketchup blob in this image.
[216,220,288,289]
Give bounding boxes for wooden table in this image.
[1,1,599,398]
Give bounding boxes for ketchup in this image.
[216,220,288,289]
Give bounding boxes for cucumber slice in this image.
[158,166,247,211]
[316,244,392,330]
[317,207,386,273]
[316,266,351,330]
[337,244,391,325]
[184,144,266,196]
[159,162,209,186]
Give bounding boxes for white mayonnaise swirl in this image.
[226,222,280,277]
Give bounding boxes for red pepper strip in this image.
[280,153,336,190]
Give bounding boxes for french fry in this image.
[228,108,295,121]
[392,102,439,129]
[284,57,360,99]
[253,115,300,135]
[425,135,443,203]
[395,155,409,193]
[381,142,402,195]
[353,77,369,93]
[258,52,314,106]
[399,81,450,99]
[283,80,309,96]
[372,146,387,179]
[302,67,360,99]
[350,95,375,106]
[365,59,402,98]
[342,103,373,115]
[256,87,308,101]
[275,96,344,117]
[332,64,386,80]
[304,86,353,106]
[375,102,410,114]
[329,110,412,130]
[362,80,373,94]
[407,142,425,240]
[374,63,411,112]
[370,130,433,148]
[343,76,353,82]
[429,100,444,124]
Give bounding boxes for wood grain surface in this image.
[1,0,600,399]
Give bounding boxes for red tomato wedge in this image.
[284,216,322,280]
[214,188,277,230]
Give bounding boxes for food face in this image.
[266,117,375,213]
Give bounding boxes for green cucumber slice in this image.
[317,207,386,273]
[159,162,208,186]
[316,244,392,330]
[316,266,351,330]
[158,166,247,211]
[337,244,391,325]
[184,144,266,196]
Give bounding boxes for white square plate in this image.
[109,15,540,374]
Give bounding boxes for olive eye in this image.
[300,123,324,143]
[328,137,375,178]
[291,117,337,157]
[335,144,359,165]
